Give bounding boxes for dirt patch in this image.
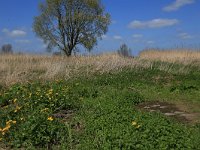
[52,109,84,131]
[137,101,200,124]
[53,110,74,120]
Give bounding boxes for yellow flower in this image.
[2,125,11,132]
[14,106,21,113]
[132,121,137,126]
[3,105,8,109]
[48,89,53,95]
[79,97,84,100]
[47,117,54,121]
[12,120,17,124]
[13,98,17,103]
[0,138,2,141]
[136,125,141,129]
[29,93,32,98]
[6,120,12,125]
[6,120,16,125]
[41,108,49,112]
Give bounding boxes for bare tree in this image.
[33,0,110,56]
[117,44,132,57]
[1,44,13,54]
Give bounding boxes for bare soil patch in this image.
[52,109,83,131]
[137,101,200,124]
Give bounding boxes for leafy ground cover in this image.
[0,65,200,149]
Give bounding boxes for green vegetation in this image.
[0,63,200,149]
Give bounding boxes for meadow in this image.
[0,49,200,149]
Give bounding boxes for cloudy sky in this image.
[0,0,200,55]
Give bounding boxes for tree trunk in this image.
[63,47,73,57]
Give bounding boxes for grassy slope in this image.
[74,68,200,149]
[0,65,200,149]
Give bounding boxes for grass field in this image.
[0,50,200,149]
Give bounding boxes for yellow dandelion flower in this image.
[41,108,49,112]
[14,106,21,113]
[47,117,54,121]
[132,121,137,126]
[3,105,8,109]
[48,89,53,94]
[12,121,17,124]
[13,98,17,103]
[2,125,11,132]
[136,125,141,129]
[29,93,32,98]
[17,106,21,110]
[6,120,12,125]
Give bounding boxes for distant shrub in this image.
[1,44,13,54]
[52,52,62,56]
[16,52,24,55]
[117,43,132,57]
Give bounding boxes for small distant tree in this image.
[52,51,62,56]
[1,44,13,54]
[33,0,110,56]
[117,44,132,57]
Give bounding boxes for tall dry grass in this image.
[0,53,143,86]
[0,50,200,87]
[139,49,200,65]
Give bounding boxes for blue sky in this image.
[0,0,200,55]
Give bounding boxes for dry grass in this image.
[0,50,200,87]
[139,49,200,65]
[0,53,143,86]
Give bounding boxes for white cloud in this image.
[132,34,143,38]
[147,41,155,44]
[112,20,117,24]
[133,39,141,43]
[2,28,9,33]
[113,35,122,40]
[128,19,179,29]
[11,30,27,37]
[178,33,193,39]
[15,39,31,44]
[163,0,195,12]
[2,28,27,37]
[132,34,143,43]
